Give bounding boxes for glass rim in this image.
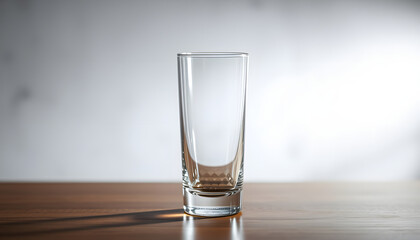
[177,52,248,58]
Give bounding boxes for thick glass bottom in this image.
[183,187,242,217]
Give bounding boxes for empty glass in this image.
[177,52,248,216]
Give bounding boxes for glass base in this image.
[183,187,242,217]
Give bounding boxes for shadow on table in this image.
[0,208,196,236]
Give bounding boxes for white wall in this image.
[1,0,420,182]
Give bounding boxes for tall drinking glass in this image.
[177,52,248,217]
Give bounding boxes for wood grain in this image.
[0,182,420,239]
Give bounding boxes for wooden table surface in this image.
[0,183,419,239]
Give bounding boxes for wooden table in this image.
[0,183,419,239]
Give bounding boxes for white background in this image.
[1,0,420,182]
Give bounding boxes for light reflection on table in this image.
[182,213,243,240]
